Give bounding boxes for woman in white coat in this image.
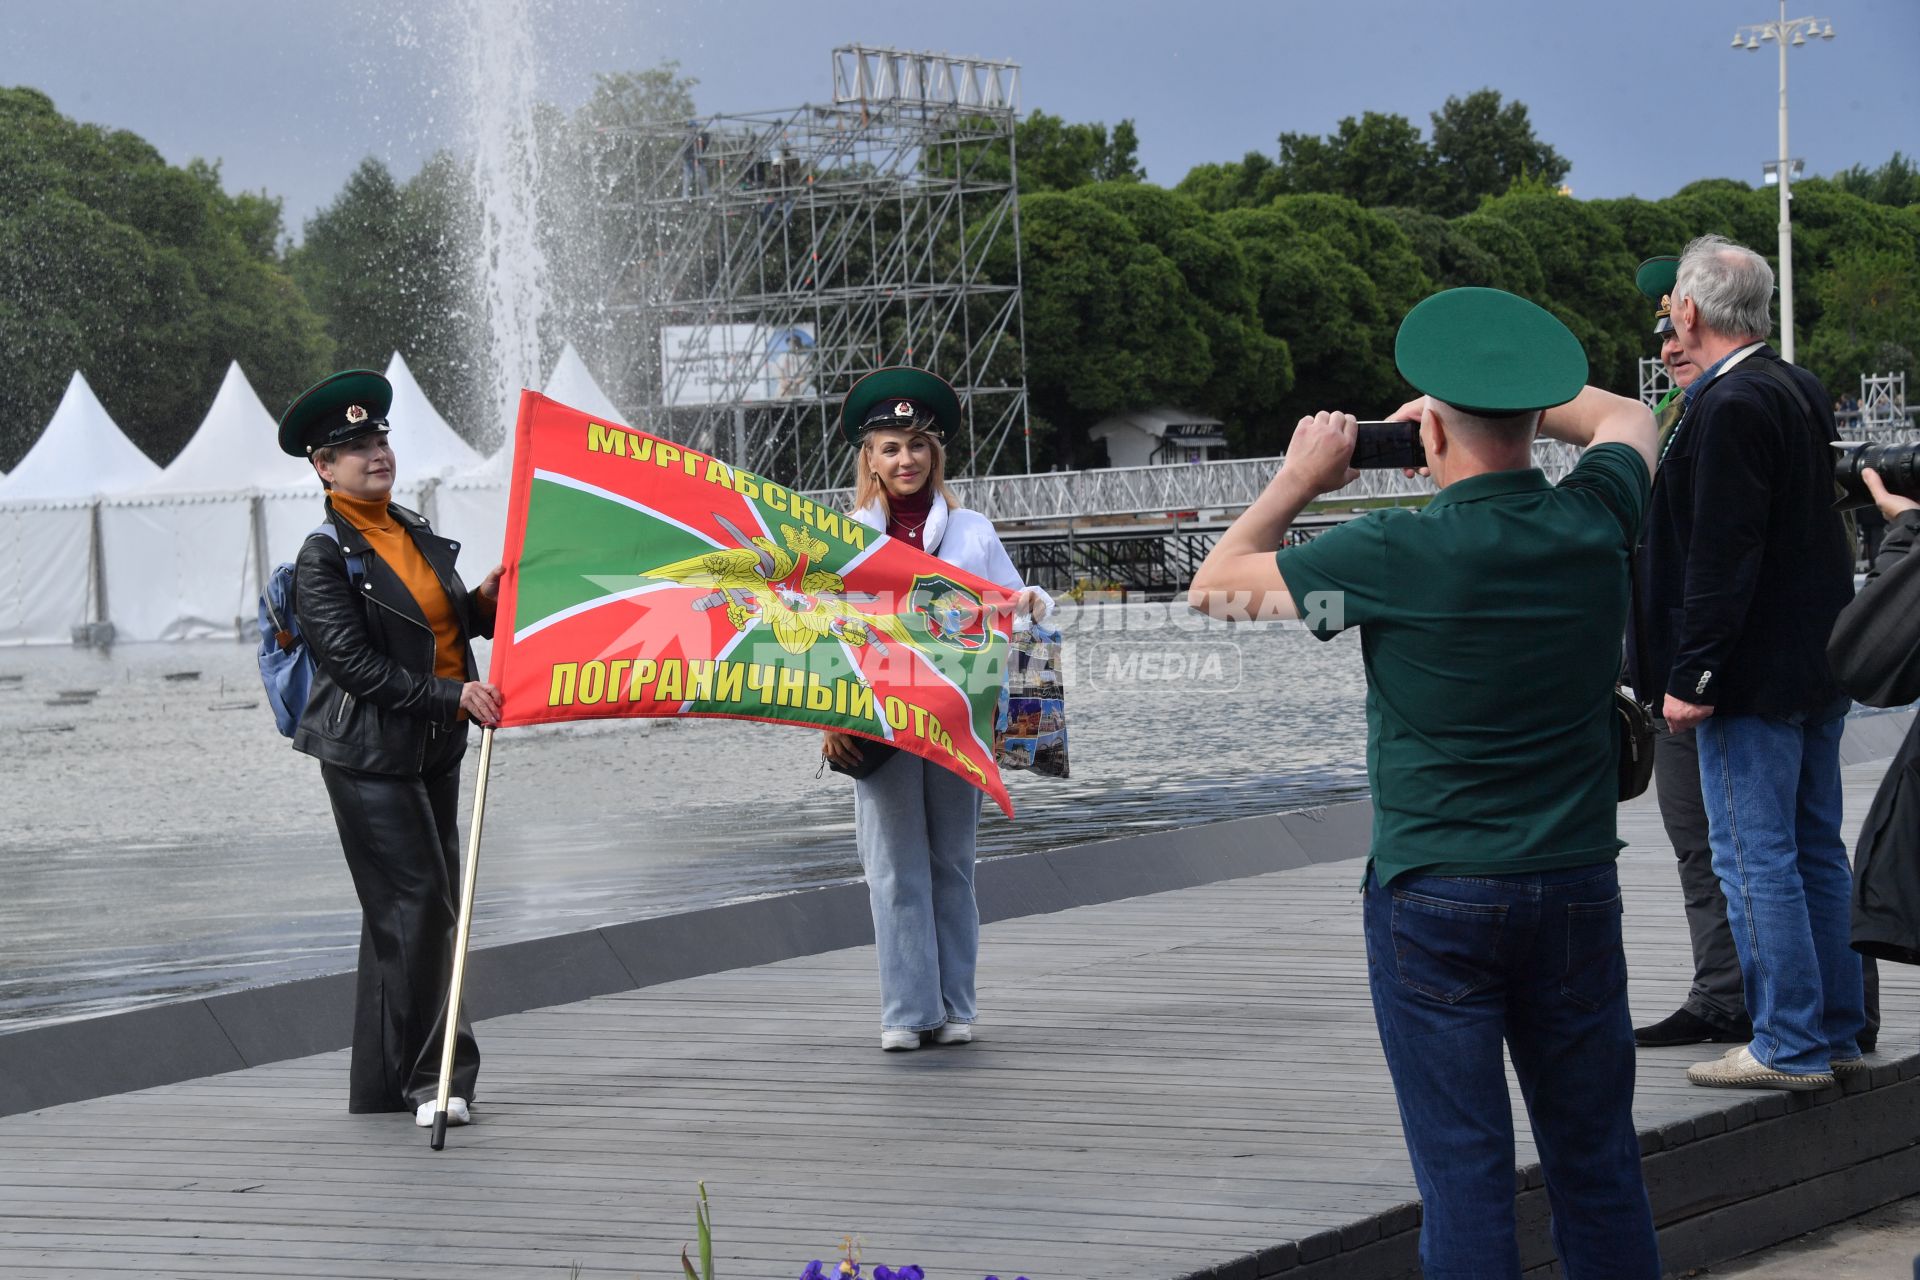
[822,367,1051,1051]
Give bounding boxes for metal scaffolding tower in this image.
[596,44,1029,490]
[1638,357,1674,409]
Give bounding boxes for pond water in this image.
[0,602,1369,1029]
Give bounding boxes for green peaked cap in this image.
[1637,255,1680,335]
[1393,287,1587,416]
[1635,255,1679,301]
[839,367,962,446]
[278,369,394,457]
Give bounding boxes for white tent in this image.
[0,371,158,502]
[0,372,155,644]
[95,363,299,641]
[385,352,481,480]
[437,344,628,584]
[542,342,628,427]
[136,361,291,495]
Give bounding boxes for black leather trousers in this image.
[321,722,480,1113]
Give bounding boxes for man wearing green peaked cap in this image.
[1635,255,1697,451]
[1191,287,1662,1275]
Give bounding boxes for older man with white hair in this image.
[1640,234,1867,1091]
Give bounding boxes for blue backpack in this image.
[258,524,365,738]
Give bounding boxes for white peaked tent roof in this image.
[544,342,627,426]
[452,342,627,483]
[0,370,159,502]
[134,361,291,495]
[385,352,482,479]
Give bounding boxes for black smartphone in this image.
[1351,420,1426,471]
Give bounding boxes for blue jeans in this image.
[854,750,982,1031]
[1364,866,1659,1280]
[1697,710,1865,1073]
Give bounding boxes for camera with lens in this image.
[1832,440,1920,511]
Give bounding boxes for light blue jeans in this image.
[1697,709,1865,1074]
[854,749,982,1032]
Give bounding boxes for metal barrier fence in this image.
[809,442,1585,523]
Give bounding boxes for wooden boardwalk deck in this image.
[2,759,1917,1279]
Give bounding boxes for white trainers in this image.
[880,1029,921,1052]
[1686,1046,1834,1091]
[931,1020,973,1045]
[414,1097,472,1126]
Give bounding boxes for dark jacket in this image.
[292,500,493,776]
[1837,510,1920,963]
[1632,346,1853,716]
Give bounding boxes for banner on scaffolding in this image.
[486,391,1017,815]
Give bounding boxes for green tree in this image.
[1468,191,1639,389]
[0,86,331,468]
[962,110,1147,194]
[1426,89,1569,217]
[1219,205,1406,439]
[1829,153,1920,210]
[1174,152,1279,213]
[1447,211,1548,297]
[288,154,487,434]
[1078,184,1292,425]
[1016,189,1216,465]
[1272,111,1438,210]
[1377,207,1503,291]
[1804,248,1919,388]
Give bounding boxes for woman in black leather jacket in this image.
[278,369,502,1127]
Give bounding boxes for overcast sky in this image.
[4,0,1915,239]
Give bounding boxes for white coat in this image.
[850,491,1054,620]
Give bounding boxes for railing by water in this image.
[808,442,1585,524]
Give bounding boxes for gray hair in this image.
[1674,234,1774,341]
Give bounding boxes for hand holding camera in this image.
[1862,466,1920,522]
[1278,412,1362,498]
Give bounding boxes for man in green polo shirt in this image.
[1189,287,1660,1278]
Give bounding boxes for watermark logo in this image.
[1079,640,1243,693]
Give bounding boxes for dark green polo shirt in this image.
[1277,443,1650,885]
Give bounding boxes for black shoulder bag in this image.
[1600,485,1656,801]
[827,739,898,780]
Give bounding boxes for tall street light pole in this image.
[1733,3,1834,363]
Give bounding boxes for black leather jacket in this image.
[291,500,493,776]
[1834,510,1920,963]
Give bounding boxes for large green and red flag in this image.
[487,391,1017,815]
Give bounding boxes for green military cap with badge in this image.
[839,366,963,446]
[1394,286,1588,414]
[1636,255,1680,336]
[278,369,394,457]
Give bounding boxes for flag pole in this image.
[430,723,494,1150]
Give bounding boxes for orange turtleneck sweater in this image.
[330,492,467,682]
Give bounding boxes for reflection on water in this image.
[0,603,1369,1029]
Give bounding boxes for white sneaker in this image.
[931,1020,973,1045]
[414,1097,471,1126]
[1686,1046,1833,1091]
[880,1029,921,1052]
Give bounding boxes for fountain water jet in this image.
[455,0,552,453]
